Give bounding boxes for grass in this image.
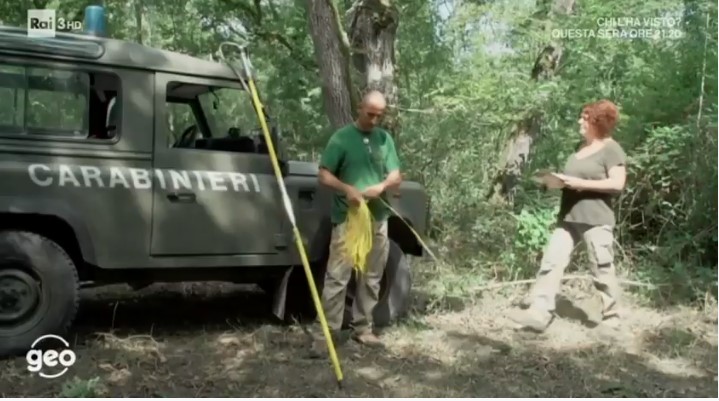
[0,262,716,397]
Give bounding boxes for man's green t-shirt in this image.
[319,123,401,224]
[558,139,627,226]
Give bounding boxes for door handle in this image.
[298,189,315,208]
[167,191,196,203]
[299,189,314,201]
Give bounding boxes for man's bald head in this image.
[362,90,386,108]
[356,90,386,131]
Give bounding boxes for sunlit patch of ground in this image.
[0,282,716,397]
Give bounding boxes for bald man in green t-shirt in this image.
[312,90,402,351]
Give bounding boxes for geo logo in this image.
[26,334,77,379]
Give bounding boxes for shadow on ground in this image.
[71,282,276,338]
[0,283,716,397]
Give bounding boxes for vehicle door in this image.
[150,72,286,256]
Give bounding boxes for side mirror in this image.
[271,125,282,153]
[264,122,290,175]
[271,124,288,168]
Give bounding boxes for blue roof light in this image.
[83,5,106,37]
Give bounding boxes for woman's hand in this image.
[556,174,587,190]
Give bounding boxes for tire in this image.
[0,231,80,357]
[372,240,412,327]
[343,240,412,328]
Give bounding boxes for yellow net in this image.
[342,199,374,274]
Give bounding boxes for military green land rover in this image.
[0,11,430,356]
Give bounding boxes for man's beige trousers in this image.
[320,220,390,333]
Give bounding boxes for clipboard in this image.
[532,170,566,189]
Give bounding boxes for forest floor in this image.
[1,269,717,397]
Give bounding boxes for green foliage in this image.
[508,203,559,274]
[0,0,714,306]
[59,377,105,397]
[618,117,718,302]
[397,0,717,306]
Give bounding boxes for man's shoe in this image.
[507,308,553,332]
[307,329,345,359]
[601,314,621,329]
[596,315,632,341]
[351,330,383,347]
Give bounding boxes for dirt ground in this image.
[1,280,717,397]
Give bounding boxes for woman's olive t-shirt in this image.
[558,140,627,227]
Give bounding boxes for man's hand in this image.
[344,185,364,205]
[362,183,386,199]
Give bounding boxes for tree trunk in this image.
[489,0,575,204]
[134,0,143,44]
[304,0,355,130]
[346,0,401,136]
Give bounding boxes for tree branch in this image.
[327,0,358,113]
[469,274,659,293]
[234,2,260,22]
[219,16,316,72]
[252,0,263,22]
[267,0,280,19]
[329,0,352,56]
[696,11,710,128]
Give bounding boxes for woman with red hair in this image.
[509,99,628,332]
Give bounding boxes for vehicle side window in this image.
[0,65,24,129]
[0,62,121,140]
[165,80,267,154]
[166,102,200,148]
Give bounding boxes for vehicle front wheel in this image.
[0,231,80,357]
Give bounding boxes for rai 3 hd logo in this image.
[26,334,77,379]
[27,9,83,38]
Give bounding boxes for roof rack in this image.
[0,27,105,59]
